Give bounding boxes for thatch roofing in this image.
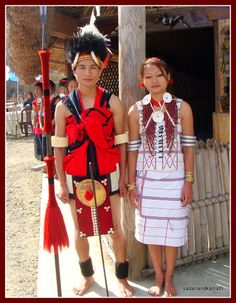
[6,6,120,84]
[6,6,172,84]
[6,6,229,84]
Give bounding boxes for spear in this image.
[38,6,69,297]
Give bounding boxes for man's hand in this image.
[57,184,70,204]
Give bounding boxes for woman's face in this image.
[34,86,43,98]
[142,64,169,95]
[73,58,102,88]
[67,80,78,93]
[59,86,68,96]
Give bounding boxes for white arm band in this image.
[180,134,196,147]
[127,139,141,151]
[51,136,69,147]
[115,132,128,145]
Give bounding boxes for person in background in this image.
[23,92,34,109]
[127,57,195,297]
[49,80,60,129]
[67,76,78,93]
[32,81,46,170]
[58,78,69,97]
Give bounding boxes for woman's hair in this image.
[49,80,56,92]
[59,78,68,88]
[140,57,171,80]
[27,92,34,101]
[34,81,43,91]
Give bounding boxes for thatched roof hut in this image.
[6,6,119,83]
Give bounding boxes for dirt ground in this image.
[6,135,42,298]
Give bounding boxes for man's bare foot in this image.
[163,274,177,297]
[118,279,134,297]
[148,272,164,296]
[73,276,94,296]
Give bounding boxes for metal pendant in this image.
[142,95,151,105]
[152,111,164,123]
[163,92,172,103]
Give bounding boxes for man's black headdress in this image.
[66,24,112,71]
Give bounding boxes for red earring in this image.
[139,82,145,89]
[168,78,174,85]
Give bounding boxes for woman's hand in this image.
[57,184,70,204]
[181,182,193,207]
[128,189,139,209]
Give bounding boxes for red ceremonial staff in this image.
[38,6,69,297]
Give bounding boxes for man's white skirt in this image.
[135,169,190,247]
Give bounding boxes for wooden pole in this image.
[119,6,146,280]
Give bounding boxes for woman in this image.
[67,76,78,93]
[127,57,195,297]
[23,92,34,108]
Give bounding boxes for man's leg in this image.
[109,194,134,297]
[69,199,94,296]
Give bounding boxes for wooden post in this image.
[213,19,230,143]
[119,6,146,280]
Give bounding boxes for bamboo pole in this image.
[207,139,220,197]
[191,201,202,256]
[212,197,223,249]
[219,142,229,193]
[220,196,229,247]
[187,207,195,256]
[206,198,216,250]
[214,141,224,194]
[199,200,208,258]
[202,140,212,198]
[192,144,199,201]
[196,140,206,200]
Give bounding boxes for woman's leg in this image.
[163,246,178,296]
[147,245,164,296]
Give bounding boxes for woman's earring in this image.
[139,82,145,89]
[168,78,174,85]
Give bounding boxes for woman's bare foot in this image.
[118,279,134,297]
[73,276,94,296]
[148,272,164,296]
[163,274,177,297]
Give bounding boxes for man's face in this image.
[74,58,102,88]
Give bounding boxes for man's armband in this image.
[51,136,68,147]
[127,139,141,151]
[115,132,128,145]
[180,134,196,147]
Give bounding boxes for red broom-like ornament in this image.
[39,6,69,297]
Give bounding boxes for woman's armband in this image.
[180,134,196,147]
[127,139,141,151]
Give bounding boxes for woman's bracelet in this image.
[185,171,194,183]
[127,183,136,191]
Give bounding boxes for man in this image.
[52,24,134,297]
